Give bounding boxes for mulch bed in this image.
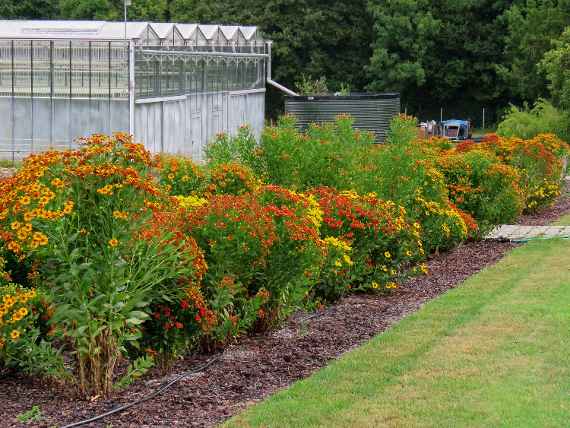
[1,188,569,428]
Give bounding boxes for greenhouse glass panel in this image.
[0,20,268,160]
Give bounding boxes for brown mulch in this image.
[1,189,569,427]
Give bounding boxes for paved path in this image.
[486,225,570,241]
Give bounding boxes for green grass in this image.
[553,214,570,226]
[226,239,570,428]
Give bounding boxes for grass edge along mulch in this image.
[226,238,570,428]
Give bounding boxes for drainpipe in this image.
[266,41,298,97]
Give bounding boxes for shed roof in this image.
[0,20,264,45]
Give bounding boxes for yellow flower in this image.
[113,210,129,220]
[16,229,29,241]
[3,295,15,306]
[342,254,354,266]
[168,173,175,181]
[371,281,380,289]
[323,236,352,253]
[63,200,74,215]
[384,251,391,259]
[18,307,28,317]
[97,185,114,196]
[32,232,49,246]
[386,282,398,289]
[108,238,119,248]
[10,221,21,231]
[51,178,64,188]
[23,211,35,222]
[420,263,429,275]
[175,195,208,210]
[10,329,20,340]
[7,241,21,254]
[19,196,31,206]
[405,250,412,257]
[339,190,359,200]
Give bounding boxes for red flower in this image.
[195,314,201,322]
[175,322,184,329]
[199,307,206,317]
[180,300,190,310]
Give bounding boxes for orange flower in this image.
[108,238,119,248]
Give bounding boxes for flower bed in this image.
[0,115,567,399]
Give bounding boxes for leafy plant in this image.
[16,405,42,424]
[497,99,570,143]
[295,74,330,96]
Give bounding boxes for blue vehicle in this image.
[440,119,472,141]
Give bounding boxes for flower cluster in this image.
[205,162,260,197]
[0,283,37,351]
[156,155,206,196]
[310,187,423,292]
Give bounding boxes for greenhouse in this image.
[0,20,268,160]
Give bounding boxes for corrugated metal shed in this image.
[285,93,400,143]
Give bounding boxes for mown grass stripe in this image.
[226,239,570,427]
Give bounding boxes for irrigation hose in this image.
[61,356,220,428]
[61,308,330,427]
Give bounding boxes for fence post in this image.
[440,107,443,123]
[482,107,486,131]
[129,40,135,136]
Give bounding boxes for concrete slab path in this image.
[486,225,570,241]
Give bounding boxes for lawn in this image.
[553,213,570,226]
[226,238,570,428]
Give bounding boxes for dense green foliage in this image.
[2,1,570,120]
[0,115,566,399]
[497,99,570,142]
[541,26,570,111]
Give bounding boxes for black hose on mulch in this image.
[61,356,220,428]
[61,308,330,427]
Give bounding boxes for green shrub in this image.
[157,155,206,196]
[437,150,524,234]
[0,135,201,397]
[497,99,570,142]
[311,187,423,293]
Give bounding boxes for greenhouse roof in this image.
[0,20,264,45]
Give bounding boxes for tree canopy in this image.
[1,0,569,120]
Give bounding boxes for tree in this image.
[0,0,59,19]
[58,0,168,20]
[367,0,513,117]
[170,0,373,92]
[499,0,570,103]
[367,0,440,96]
[541,26,570,110]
